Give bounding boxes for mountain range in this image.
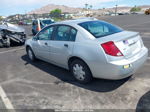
[28,4,83,14]
[28,4,150,14]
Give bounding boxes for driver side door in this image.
[32,26,54,61]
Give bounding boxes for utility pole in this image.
[85,3,89,16]
[115,4,118,16]
[25,10,27,20]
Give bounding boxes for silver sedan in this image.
[25,18,148,83]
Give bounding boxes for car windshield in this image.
[78,21,123,38]
[41,20,53,25]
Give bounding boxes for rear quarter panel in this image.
[72,39,109,77]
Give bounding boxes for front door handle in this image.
[64,44,68,48]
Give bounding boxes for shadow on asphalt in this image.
[0,44,24,48]
[136,91,150,112]
[21,55,130,92]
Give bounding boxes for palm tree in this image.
[90,5,93,9]
[85,3,88,9]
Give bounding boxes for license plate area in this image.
[129,40,141,55]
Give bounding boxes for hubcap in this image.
[28,49,33,60]
[73,64,85,81]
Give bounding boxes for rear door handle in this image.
[64,44,68,48]
[45,42,48,46]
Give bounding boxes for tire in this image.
[20,40,25,46]
[0,40,4,48]
[70,59,93,84]
[5,38,10,48]
[5,42,10,47]
[20,36,26,45]
[27,47,36,62]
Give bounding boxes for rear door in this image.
[50,25,77,67]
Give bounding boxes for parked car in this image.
[18,21,24,25]
[32,19,54,35]
[25,18,148,83]
[145,8,150,15]
[0,22,26,47]
[131,12,138,15]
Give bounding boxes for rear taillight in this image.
[101,41,123,57]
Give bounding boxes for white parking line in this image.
[0,47,24,54]
[0,86,15,110]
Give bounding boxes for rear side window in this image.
[41,20,53,25]
[70,28,77,41]
[78,21,123,38]
[54,25,77,41]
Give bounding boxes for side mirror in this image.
[32,36,38,41]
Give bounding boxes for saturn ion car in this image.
[25,18,148,83]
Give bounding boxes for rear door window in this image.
[54,25,77,41]
[70,28,77,41]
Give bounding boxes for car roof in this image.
[53,18,98,26]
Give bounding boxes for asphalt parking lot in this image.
[0,14,150,111]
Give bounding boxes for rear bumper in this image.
[90,47,148,80]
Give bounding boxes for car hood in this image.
[0,23,25,33]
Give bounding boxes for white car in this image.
[25,18,148,83]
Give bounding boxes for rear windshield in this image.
[78,21,123,38]
[41,20,53,25]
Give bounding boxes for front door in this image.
[32,26,54,61]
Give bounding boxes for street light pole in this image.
[115,4,118,16]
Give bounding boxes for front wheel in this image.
[70,59,93,84]
[27,47,36,62]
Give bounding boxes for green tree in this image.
[50,9,62,18]
[130,6,141,12]
[0,16,3,21]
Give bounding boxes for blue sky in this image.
[0,0,150,16]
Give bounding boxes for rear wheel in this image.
[27,47,36,62]
[70,59,93,84]
[5,38,10,47]
[0,39,4,48]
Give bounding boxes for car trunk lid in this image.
[97,31,143,58]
